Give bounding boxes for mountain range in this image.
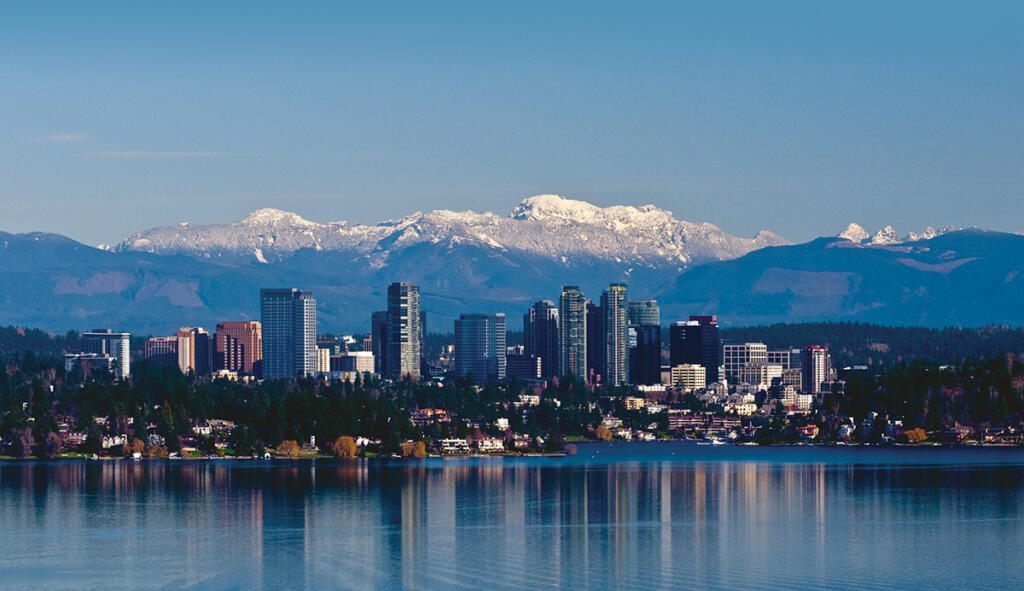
[2,195,1023,335]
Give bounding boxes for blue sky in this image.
[2,1,1022,245]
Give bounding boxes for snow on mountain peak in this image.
[838,223,870,243]
[241,208,317,227]
[870,226,900,245]
[838,223,959,246]
[115,195,789,268]
[509,194,603,221]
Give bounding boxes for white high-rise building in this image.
[81,329,131,379]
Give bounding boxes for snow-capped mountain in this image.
[836,223,957,246]
[112,195,788,269]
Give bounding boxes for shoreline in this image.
[2,440,1020,462]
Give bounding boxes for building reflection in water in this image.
[2,451,1024,590]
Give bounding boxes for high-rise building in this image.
[191,328,212,375]
[371,311,388,375]
[419,309,428,376]
[144,337,178,367]
[629,324,661,386]
[454,313,506,385]
[215,321,262,374]
[669,316,720,386]
[602,284,629,386]
[386,282,421,378]
[801,345,831,395]
[316,347,331,374]
[723,342,769,377]
[585,301,603,383]
[260,288,317,379]
[767,349,794,370]
[558,286,587,378]
[506,345,542,381]
[175,328,194,374]
[523,300,559,380]
[81,329,131,379]
[627,300,660,327]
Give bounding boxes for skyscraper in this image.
[585,300,603,382]
[81,329,131,379]
[629,324,661,386]
[191,327,212,375]
[371,310,388,375]
[801,345,831,395]
[627,300,660,327]
[386,282,421,378]
[260,288,317,379]
[558,286,587,378]
[454,313,506,385]
[215,321,262,374]
[602,284,629,386]
[144,337,178,367]
[669,315,720,386]
[523,300,558,380]
[175,328,194,375]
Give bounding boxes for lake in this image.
[1,442,1023,590]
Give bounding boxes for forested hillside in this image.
[721,323,1024,367]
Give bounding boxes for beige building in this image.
[316,347,331,374]
[671,364,706,392]
[736,364,784,390]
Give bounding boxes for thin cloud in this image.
[29,132,88,143]
[84,151,234,159]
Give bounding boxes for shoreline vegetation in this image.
[4,323,1024,461]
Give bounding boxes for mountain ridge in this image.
[3,200,1024,334]
[108,195,789,269]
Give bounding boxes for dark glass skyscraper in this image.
[454,313,506,385]
[585,300,603,383]
[260,288,317,379]
[629,324,661,385]
[669,315,719,386]
[627,299,660,327]
[558,286,587,378]
[371,311,387,375]
[524,300,559,379]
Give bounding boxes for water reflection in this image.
[2,446,1024,590]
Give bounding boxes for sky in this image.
[1,1,1022,246]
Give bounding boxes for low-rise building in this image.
[476,437,505,452]
[411,408,451,427]
[798,424,820,440]
[101,434,126,449]
[438,438,470,454]
[670,364,706,392]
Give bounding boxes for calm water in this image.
[2,443,1024,590]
